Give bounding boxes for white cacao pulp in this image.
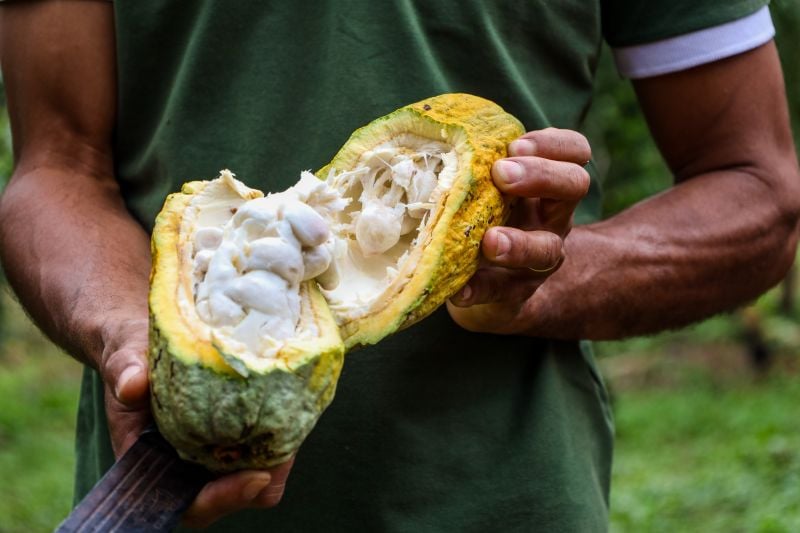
[188,135,457,362]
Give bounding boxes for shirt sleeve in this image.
[612,6,775,79]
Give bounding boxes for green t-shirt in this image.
[73,1,767,531]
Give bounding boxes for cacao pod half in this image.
[149,93,524,471]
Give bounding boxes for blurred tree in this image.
[773,0,800,151]
[772,0,800,317]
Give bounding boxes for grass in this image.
[602,346,800,533]
[1,281,799,532]
[599,276,800,533]
[0,288,82,533]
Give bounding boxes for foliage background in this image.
[1,3,799,531]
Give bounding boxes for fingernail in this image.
[494,232,511,258]
[458,284,472,301]
[115,365,142,399]
[495,160,524,185]
[508,139,536,156]
[242,474,272,501]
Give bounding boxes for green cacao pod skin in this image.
[148,94,524,472]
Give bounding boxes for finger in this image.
[252,457,295,507]
[493,157,590,201]
[538,198,577,236]
[183,470,273,529]
[450,266,542,308]
[482,227,564,271]
[507,127,592,164]
[507,197,577,235]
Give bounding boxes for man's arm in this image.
[0,2,290,527]
[0,2,151,419]
[450,42,800,339]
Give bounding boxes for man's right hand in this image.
[99,315,295,528]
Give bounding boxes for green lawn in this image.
[0,289,82,532]
[1,286,799,532]
[601,345,800,533]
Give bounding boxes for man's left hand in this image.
[448,128,591,333]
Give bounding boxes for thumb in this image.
[101,338,151,457]
[97,317,151,457]
[104,346,150,408]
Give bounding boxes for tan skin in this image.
[450,41,800,337]
[1,1,799,529]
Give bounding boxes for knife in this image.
[55,428,212,533]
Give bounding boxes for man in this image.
[1,1,797,530]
